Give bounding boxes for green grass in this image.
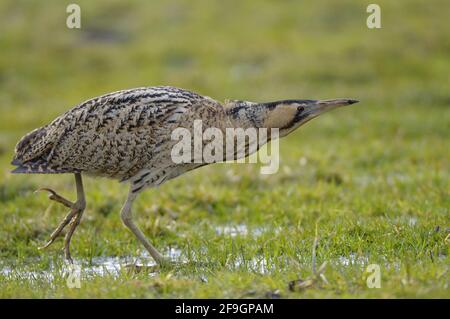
[0,0,449,298]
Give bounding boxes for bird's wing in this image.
[11,86,222,176]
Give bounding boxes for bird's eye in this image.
[297,106,305,112]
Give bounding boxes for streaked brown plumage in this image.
[12,85,358,264]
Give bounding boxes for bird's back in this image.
[12,86,223,180]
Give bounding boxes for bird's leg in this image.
[120,189,167,265]
[62,173,86,262]
[37,173,86,263]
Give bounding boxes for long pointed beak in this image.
[310,98,359,115]
[318,99,359,106]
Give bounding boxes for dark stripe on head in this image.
[263,99,316,110]
[284,107,310,130]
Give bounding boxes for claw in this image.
[35,187,74,208]
[35,187,57,196]
[38,240,54,250]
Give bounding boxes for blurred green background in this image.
[0,0,448,298]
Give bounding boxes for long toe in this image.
[38,208,79,250]
[63,210,84,264]
[35,188,74,208]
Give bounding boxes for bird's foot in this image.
[36,187,85,264]
[35,188,74,208]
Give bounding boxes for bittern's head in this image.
[261,99,359,136]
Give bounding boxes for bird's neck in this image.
[224,101,266,129]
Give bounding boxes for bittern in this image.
[11,86,358,264]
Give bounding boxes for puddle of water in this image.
[215,224,249,237]
[336,253,369,266]
[232,256,270,274]
[0,266,56,282]
[1,250,412,285]
[398,216,417,227]
[3,229,421,283]
[0,247,276,284]
[335,253,403,271]
[215,224,279,238]
[0,224,279,283]
[0,247,183,282]
[85,247,183,275]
